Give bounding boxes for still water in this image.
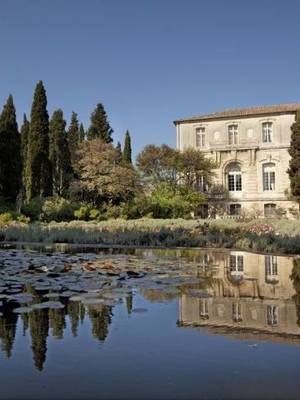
[0,245,300,399]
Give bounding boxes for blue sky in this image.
[0,0,300,157]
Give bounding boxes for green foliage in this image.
[79,123,85,142]
[146,183,205,218]
[115,141,122,163]
[21,114,30,195]
[87,103,113,142]
[0,95,22,202]
[288,110,300,198]
[41,197,78,222]
[0,212,13,225]
[136,144,215,190]
[74,139,137,206]
[67,112,80,165]
[122,130,132,164]
[49,109,72,197]
[74,205,93,221]
[21,197,44,220]
[27,81,52,199]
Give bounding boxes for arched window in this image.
[263,163,276,191]
[227,163,242,191]
[262,122,273,143]
[228,124,238,145]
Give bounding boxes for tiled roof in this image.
[174,103,300,124]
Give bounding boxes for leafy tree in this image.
[136,144,178,187]
[87,103,113,142]
[288,110,300,198]
[0,95,22,202]
[123,130,132,164]
[20,114,30,195]
[79,122,85,142]
[74,139,137,205]
[49,109,72,197]
[136,144,215,190]
[27,81,52,199]
[67,112,80,165]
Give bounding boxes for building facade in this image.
[174,104,300,217]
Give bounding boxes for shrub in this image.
[17,215,30,224]
[41,198,79,222]
[22,197,44,220]
[0,212,13,225]
[74,205,93,221]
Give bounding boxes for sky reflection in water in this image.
[0,245,300,400]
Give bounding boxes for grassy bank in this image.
[1,218,300,255]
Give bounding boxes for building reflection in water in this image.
[179,250,300,343]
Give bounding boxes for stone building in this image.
[174,104,300,217]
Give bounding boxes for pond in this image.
[0,244,300,399]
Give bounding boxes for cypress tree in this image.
[87,103,113,142]
[79,123,85,142]
[20,114,30,194]
[115,141,122,163]
[67,112,79,165]
[123,130,132,164]
[27,81,52,199]
[49,109,72,197]
[0,95,22,202]
[288,110,300,198]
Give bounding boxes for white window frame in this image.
[227,164,242,192]
[228,124,238,145]
[196,127,205,148]
[263,163,276,191]
[262,122,273,143]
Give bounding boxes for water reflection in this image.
[179,250,300,343]
[1,245,300,373]
[0,288,116,371]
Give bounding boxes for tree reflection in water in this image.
[0,295,114,371]
[291,258,300,327]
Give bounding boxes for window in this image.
[265,255,278,283]
[264,203,276,217]
[227,163,242,191]
[262,122,273,143]
[230,255,244,272]
[228,124,238,145]
[267,305,278,326]
[196,175,208,192]
[230,204,241,216]
[263,163,276,191]
[196,127,205,148]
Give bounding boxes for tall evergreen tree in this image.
[67,112,79,165]
[0,95,22,202]
[115,141,122,163]
[27,81,52,199]
[49,109,72,197]
[20,114,30,194]
[123,130,132,164]
[288,110,300,197]
[79,122,85,142]
[87,103,113,142]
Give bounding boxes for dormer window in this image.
[196,127,205,148]
[228,124,238,145]
[262,122,273,143]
